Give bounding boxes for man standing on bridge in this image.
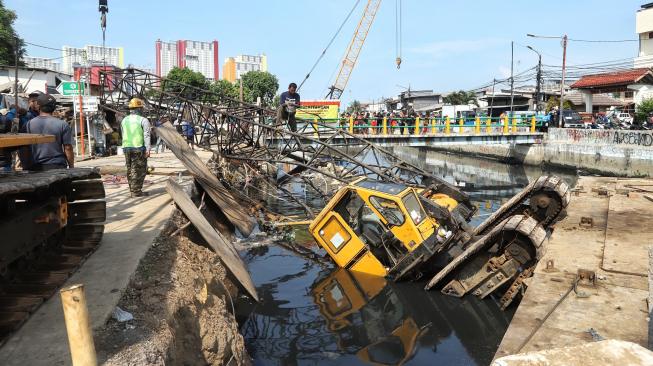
[278,83,300,132]
[121,98,151,197]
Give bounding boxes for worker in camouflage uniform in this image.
[121,98,151,197]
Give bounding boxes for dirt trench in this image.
[95,213,249,365]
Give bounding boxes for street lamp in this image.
[528,33,568,127]
[526,46,542,111]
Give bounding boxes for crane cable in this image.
[297,0,361,92]
[395,0,402,69]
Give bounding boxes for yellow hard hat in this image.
[128,97,144,109]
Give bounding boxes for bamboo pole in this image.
[60,284,97,366]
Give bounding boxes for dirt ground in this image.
[95,214,249,365]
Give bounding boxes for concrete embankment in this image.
[429,128,653,177]
[495,176,652,359]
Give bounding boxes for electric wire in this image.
[297,0,361,91]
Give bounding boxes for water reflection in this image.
[239,148,577,365]
[240,245,512,365]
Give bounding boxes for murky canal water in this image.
[237,148,577,365]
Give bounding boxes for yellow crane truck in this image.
[309,176,569,308]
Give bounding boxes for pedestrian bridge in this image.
[268,116,545,148]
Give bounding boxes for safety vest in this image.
[121,114,145,148]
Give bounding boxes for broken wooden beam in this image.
[156,122,256,236]
[165,178,259,301]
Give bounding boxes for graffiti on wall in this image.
[549,128,653,147]
[612,131,653,147]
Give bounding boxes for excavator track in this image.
[424,176,569,306]
[473,176,570,237]
[0,168,106,344]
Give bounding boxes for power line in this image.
[568,38,638,43]
[297,0,361,91]
[24,41,66,52]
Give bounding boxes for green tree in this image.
[210,79,239,100]
[545,96,572,112]
[346,100,363,114]
[443,90,477,106]
[241,71,278,106]
[0,0,25,66]
[636,98,653,124]
[165,67,208,89]
[162,67,208,101]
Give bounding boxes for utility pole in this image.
[509,41,514,116]
[14,37,19,108]
[535,53,542,110]
[527,33,569,126]
[489,78,496,118]
[527,45,542,111]
[558,34,568,127]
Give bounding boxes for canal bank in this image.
[495,176,653,360]
[427,128,653,177]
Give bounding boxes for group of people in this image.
[0,93,155,199]
[339,111,446,135]
[0,92,75,172]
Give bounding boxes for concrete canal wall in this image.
[431,128,653,177]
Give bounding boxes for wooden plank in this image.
[155,122,255,236]
[165,178,258,301]
[0,134,55,148]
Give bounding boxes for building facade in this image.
[155,39,219,80]
[635,3,653,68]
[0,65,71,95]
[62,45,124,74]
[23,56,62,73]
[222,54,267,82]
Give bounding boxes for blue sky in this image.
[6,0,643,105]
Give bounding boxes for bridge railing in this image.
[295,116,546,136]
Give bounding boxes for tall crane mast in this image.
[326,0,383,100]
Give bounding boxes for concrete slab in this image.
[495,177,651,359]
[0,152,211,366]
[493,340,653,366]
[603,181,653,276]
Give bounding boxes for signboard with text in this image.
[296,100,340,121]
[59,81,85,96]
[73,96,98,113]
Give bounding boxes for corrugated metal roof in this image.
[571,68,653,89]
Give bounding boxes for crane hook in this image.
[396,57,402,69]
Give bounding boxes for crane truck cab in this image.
[309,178,469,279]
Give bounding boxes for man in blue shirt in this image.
[24,94,74,170]
[277,83,300,132]
[18,92,42,131]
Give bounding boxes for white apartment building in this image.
[155,39,219,80]
[635,3,653,68]
[23,56,61,73]
[61,45,124,74]
[223,54,268,82]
